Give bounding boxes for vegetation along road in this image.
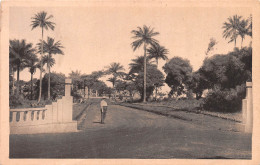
[10,99,251,159]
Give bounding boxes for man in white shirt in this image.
[100,98,108,124]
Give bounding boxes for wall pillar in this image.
[245,82,253,133]
[62,78,73,122]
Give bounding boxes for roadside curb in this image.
[116,102,241,123]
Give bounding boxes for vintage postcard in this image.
[1,0,260,164]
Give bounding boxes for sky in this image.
[9,6,252,92]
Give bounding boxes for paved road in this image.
[10,99,251,158]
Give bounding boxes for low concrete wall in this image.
[10,78,78,134]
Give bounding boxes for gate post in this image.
[245,82,253,133]
[62,78,73,122]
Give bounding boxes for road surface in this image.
[10,99,251,158]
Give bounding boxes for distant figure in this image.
[100,98,108,124]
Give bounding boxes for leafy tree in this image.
[69,70,83,94]
[40,72,65,100]
[24,53,39,100]
[9,39,35,96]
[199,48,251,90]
[133,65,164,101]
[205,38,217,56]
[187,71,207,100]
[81,71,104,99]
[38,37,64,100]
[131,25,160,102]
[147,44,168,66]
[163,57,193,98]
[31,11,55,103]
[91,80,108,96]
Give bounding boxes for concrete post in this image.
[62,78,73,122]
[65,78,72,97]
[245,82,253,133]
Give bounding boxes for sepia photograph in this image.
[1,0,260,164]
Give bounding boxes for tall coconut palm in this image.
[131,25,159,102]
[9,39,35,96]
[147,44,168,67]
[238,19,249,48]
[31,11,55,102]
[246,15,252,37]
[38,37,64,100]
[24,54,39,100]
[105,62,125,92]
[222,15,242,47]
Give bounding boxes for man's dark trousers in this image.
[101,106,107,124]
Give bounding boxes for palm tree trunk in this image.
[87,87,90,99]
[241,37,243,48]
[83,81,86,98]
[47,54,51,100]
[143,43,147,102]
[11,67,15,95]
[48,61,51,100]
[234,38,237,47]
[38,28,44,103]
[31,73,33,100]
[16,66,20,97]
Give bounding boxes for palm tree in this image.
[107,77,117,88]
[238,19,249,48]
[131,25,159,102]
[129,56,155,74]
[222,15,242,47]
[147,44,168,67]
[31,11,55,102]
[39,37,64,100]
[105,62,125,99]
[9,39,35,96]
[147,44,168,100]
[246,15,252,37]
[24,54,39,100]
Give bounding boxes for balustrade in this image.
[10,108,48,126]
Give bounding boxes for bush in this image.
[202,84,246,112]
[9,95,23,108]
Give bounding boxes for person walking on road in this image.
[100,98,108,124]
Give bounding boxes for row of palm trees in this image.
[128,14,252,102]
[9,11,64,102]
